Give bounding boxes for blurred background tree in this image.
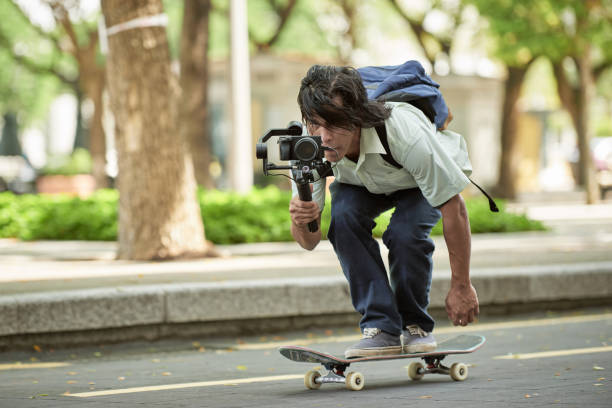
[0,0,108,187]
[469,0,612,202]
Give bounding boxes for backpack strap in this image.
[374,124,402,169]
[374,123,499,213]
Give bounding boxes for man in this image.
[289,65,479,358]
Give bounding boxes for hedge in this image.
[0,187,546,244]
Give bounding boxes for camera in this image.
[278,135,324,161]
[255,121,331,177]
[256,121,333,233]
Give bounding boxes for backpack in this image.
[357,61,499,212]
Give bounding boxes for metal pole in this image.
[229,0,253,192]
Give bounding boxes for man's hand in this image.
[438,107,453,131]
[289,194,322,251]
[289,195,320,227]
[445,283,479,326]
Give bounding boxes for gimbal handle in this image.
[295,179,318,233]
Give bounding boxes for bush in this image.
[42,148,93,176]
[0,187,545,243]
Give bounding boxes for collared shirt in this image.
[294,102,472,211]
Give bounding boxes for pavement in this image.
[1,192,612,349]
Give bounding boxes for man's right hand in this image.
[289,195,320,227]
[289,195,321,250]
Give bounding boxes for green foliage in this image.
[0,189,118,241]
[0,186,545,243]
[42,148,93,176]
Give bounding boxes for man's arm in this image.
[289,195,322,250]
[439,194,479,326]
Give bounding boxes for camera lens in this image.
[294,138,318,161]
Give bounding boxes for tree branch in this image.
[594,60,612,81]
[7,0,67,54]
[46,0,80,57]
[252,0,298,52]
[0,27,78,87]
[388,0,436,64]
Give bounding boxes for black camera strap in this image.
[374,124,499,212]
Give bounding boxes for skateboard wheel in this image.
[345,371,365,391]
[408,361,424,380]
[450,363,468,381]
[304,369,322,389]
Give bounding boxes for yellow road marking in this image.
[0,362,71,371]
[494,345,612,360]
[68,374,305,398]
[236,312,612,350]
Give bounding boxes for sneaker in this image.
[344,328,402,358]
[401,325,437,353]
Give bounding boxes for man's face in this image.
[307,122,358,162]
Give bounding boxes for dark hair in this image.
[297,65,391,130]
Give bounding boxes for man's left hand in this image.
[445,283,479,326]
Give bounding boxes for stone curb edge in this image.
[1,262,611,338]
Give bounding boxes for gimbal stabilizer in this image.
[256,121,333,233]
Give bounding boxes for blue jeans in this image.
[327,181,441,335]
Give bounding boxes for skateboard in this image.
[279,334,485,391]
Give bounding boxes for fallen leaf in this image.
[67,372,78,376]
[324,330,334,336]
[152,359,161,363]
[30,357,39,362]
[554,372,561,377]
[33,345,42,353]
[525,394,531,398]
[118,377,125,381]
[67,380,77,384]
[192,341,200,348]
[198,347,206,352]
[236,365,247,371]
[88,382,95,385]
[93,352,102,358]
[419,396,432,399]
[598,377,606,381]
[162,372,172,376]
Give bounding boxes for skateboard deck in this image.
[279,334,485,391]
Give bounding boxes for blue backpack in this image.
[358,61,499,212]
[357,60,448,129]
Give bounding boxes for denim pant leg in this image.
[382,188,441,333]
[327,182,402,336]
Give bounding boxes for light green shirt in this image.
[294,102,472,211]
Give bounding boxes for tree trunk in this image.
[576,46,599,204]
[0,112,22,156]
[179,0,214,189]
[102,0,210,260]
[81,68,109,189]
[553,54,599,203]
[495,64,531,199]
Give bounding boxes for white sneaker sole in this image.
[344,345,403,359]
[403,342,437,353]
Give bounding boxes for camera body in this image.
[278,135,324,162]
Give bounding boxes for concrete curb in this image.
[1,262,611,342]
